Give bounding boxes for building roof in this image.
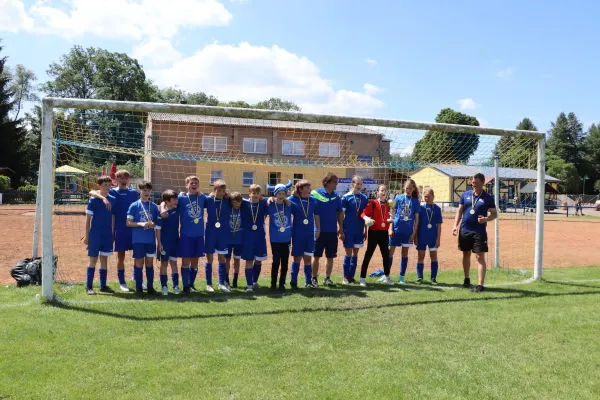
[413,164,560,182]
[148,113,379,136]
[520,182,560,194]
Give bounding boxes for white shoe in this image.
[173,285,180,294]
[342,278,350,285]
[225,282,231,290]
[162,286,169,296]
[142,283,147,290]
[359,278,367,287]
[219,284,231,293]
[119,284,130,292]
[206,285,215,293]
[383,276,394,286]
[377,275,386,282]
[246,287,254,293]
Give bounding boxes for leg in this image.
[134,257,144,293]
[233,257,240,287]
[360,231,378,279]
[279,243,290,287]
[244,260,254,291]
[416,250,425,281]
[87,256,98,291]
[189,257,199,289]
[399,246,409,280]
[312,256,321,280]
[169,259,179,292]
[160,259,169,292]
[430,250,439,281]
[291,255,302,288]
[378,232,391,278]
[462,251,471,279]
[303,255,313,286]
[205,253,214,287]
[343,248,352,282]
[145,256,155,294]
[475,252,487,286]
[116,251,126,285]
[217,253,228,290]
[325,258,334,279]
[350,247,360,282]
[271,242,282,288]
[181,257,191,290]
[99,255,109,290]
[388,245,396,278]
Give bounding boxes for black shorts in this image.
[314,232,338,258]
[458,231,488,253]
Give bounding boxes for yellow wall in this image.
[410,167,453,202]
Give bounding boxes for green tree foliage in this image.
[583,123,600,193]
[546,112,584,166]
[412,108,480,164]
[157,86,219,106]
[253,97,301,112]
[546,155,579,193]
[7,64,39,121]
[219,100,252,108]
[0,175,10,191]
[496,118,539,169]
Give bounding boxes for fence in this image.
[0,190,37,204]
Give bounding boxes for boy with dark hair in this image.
[240,184,268,293]
[205,179,233,293]
[225,192,244,288]
[158,189,180,295]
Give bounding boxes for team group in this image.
[84,169,496,296]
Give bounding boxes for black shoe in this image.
[324,277,337,288]
[86,287,95,295]
[431,278,438,285]
[472,285,485,293]
[190,285,200,293]
[348,278,357,284]
[278,284,286,292]
[416,278,423,284]
[290,283,298,290]
[99,286,115,293]
[311,277,319,288]
[270,284,277,291]
[135,288,145,297]
[305,283,315,289]
[147,287,159,296]
[463,278,471,288]
[182,286,191,296]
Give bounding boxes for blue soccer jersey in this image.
[341,192,368,235]
[393,194,421,235]
[86,196,116,235]
[459,190,495,238]
[267,201,292,243]
[159,207,179,260]
[228,207,244,245]
[178,193,208,238]
[312,188,342,233]
[109,188,138,228]
[288,195,318,257]
[127,200,162,244]
[205,196,232,255]
[240,199,268,261]
[417,203,443,248]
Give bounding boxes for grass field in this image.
[1,267,600,399]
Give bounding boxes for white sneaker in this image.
[225,282,231,290]
[119,284,130,292]
[219,284,231,293]
[359,278,367,287]
[142,283,148,290]
[206,285,215,293]
[383,276,394,286]
[162,286,169,296]
[342,278,351,285]
[246,287,254,293]
[377,275,386,282]
[173,285,180,294]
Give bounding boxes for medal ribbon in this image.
[251,201,260,226]
[141,200,152,222]
[299,196,310,220]
[187,193,199,218]
[275,201,285,229]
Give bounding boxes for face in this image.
[405,182,415,196]
[231,199,242,210]
[187,179,199,194]
[214,186,226,198]
[117,175,130,188]
[249,190,261,202]
[352,180,363,193]
[471,177,484,192]
[166,197,178,209]
[276,191,287,202]
[325,178,338,191]
[99,181,111,193]
[424,191,433,204]
[378,186,387,199]
[300,185,311,197]
[140,188,152,200]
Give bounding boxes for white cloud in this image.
[147,42,385,115]
[476,117,489,128]
[1,0,232,40]
[365,59,377,66]
[133,38,182,67]
[0,0,34,32]
[458,98,479,111]
[496,67,513,79]
[399,144,415,156]
[363,83,383,96]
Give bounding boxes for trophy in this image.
[387,199,396,222]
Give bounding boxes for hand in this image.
[409,234,415,243]
[284,199,291,207]
[83,236,89,245]
[435,240,440,249]
[102,198,112,211]
[363,216,375,227]
[209,192,215,198]
[452,226,459,236]
[389,230,394,238]
[160,211,168,218]
[363,231,368,241]
[315,230,321,240]
[338,230,345,241]
[223,192,230,198]
[266,197,273,205]
[478,215,487,224]
[158,244,163,255]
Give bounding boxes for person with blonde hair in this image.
[341,176,368,284]
[389,179,420,284]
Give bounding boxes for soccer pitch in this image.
[1,267,600,400]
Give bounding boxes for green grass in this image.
[2,267,600,399]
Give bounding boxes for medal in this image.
[402,195,412,223]
[194,218,199,224]
[377,200,387,228]
[231,209,240,237]
[425,204,434,230]
[161,250,166,255]
[215,198,223,230]
[299,197,310,227]
[252,224,258,231]
[279,227,285,233]
[215,222,221,228]
[427,224,432,229]
[251,201,260,231]
[381,222,386,227]
[303,219,309,225]
[470,209,475,215]
[471,191,483,215]
[140,200,153,226]
[404,216,409,221]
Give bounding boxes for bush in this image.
[0,175,10,192]
[18,184,37,191]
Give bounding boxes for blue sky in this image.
[1,0,599,140]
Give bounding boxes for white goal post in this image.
[37,97,546,301]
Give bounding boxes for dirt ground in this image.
[1,204,599,284]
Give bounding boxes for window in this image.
[210,170,222,185]
[268,172,281,186]
[319,142,341,157]
[243,138,267,154]
[202,136,227,152]
[282,140,305,156]
[242,171,254,186]
[293,173,304,185]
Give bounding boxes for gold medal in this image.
[469,209,475,215]
[427,223,432,229]
[381,222,386,227]
[215,222,221,228]
[303,219,309,225]
[404,216,409,221]
[279,227,285,233]
[252,224,258,231]
[299,197,310,226]
[251,201,260,231]
[194,218,199,224]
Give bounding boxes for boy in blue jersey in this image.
[240,184,269,293]
[126,181,161,296]
[266,180,293,291]
[312,173,344,288]
[341,176,368,285]
[205,179,233,293]
[389,178,421,284]
[83,176,117,295]
[415,188,443,284]
[225,192,244,288]
[158,190,180,296]
[289,180,320,289]
[452,173,497,292]
[89,169,138,292]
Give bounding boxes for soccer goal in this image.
[35,97,546,300]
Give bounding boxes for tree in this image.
[412,108,480,164]
[219,100,252,108]
[546,155,579,193]
[546,112,583,166]
[156,86,218,106]
[7,64,39,121]
[583,123,600,193]
[254,97,301,112]
[496,118,538,169]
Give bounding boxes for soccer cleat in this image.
[147,287,159,296]
[142,283,148,290]
[190,285,200,293]
[431,279,438,285]
[463,278,471,288]
[253,283,261,290]
[119,284,130,292]
[86,288,95,295]
[99,286,115,293]
[311,277,319,288]
[305,283,315,289]
[206,285,215,293]
[324,277,337,288]
[162,286,169,296]
[383,276,395,286]
[416,278,423,284]
[472,285,485,293]
[278,284,286,292]
[342,278,350,285]
[398,275,405,284]
[348,278,357,284]
[359,278,367,287]
[270,284,277,291]
[173,285,180,295]
[376,275,386,282]
[182,286,190,296]
[218,284,231,293]
[135,288,145,297]
[224,282,232,291]
[246,287,254,293]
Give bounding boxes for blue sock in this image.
[291,262,300,285]
[400,257,408,276]
[181,267,190,287]
[99,268,107,289]
[343,256,351,278]
[431,261,439,280]
[253,263,262,284]
[146,267,154,289]
[218,263,226,285]
[304,264,312,285]
[117,269,126,285]
[351,256,358,279]
[134,266,143,290]
[416,263,424,279]
[172,273,179,287]
[160,274,168,288]
[245,268,254,287]
[190,267,198,286]
[205,263,213,285]
[86,267,95,289]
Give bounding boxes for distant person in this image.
[575,195,584,216]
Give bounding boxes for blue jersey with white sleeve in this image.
[206,196,232,235]
[178,193,208,238]
[268,201,292,243]
[86,195,116,235]
[127,200,161,244]
[341,192,368,235]
[228,206,244,245]
[393,194,421,235]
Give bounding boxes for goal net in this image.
[36,98,545,299]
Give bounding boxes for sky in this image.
[1,0,600,155]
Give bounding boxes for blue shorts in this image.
[133,243,156,259]
[205,230,229,255]
[226,244,243,259]
[113,226,132,252]
[241,233,268,262]
[157,241,178,262]
[178,235,205,258]
[315,232,338,258]
[343,232,364,249]
[389,232,413,248]
[416,236,437,251]
[88,233,113,257]
[291,235,315,257]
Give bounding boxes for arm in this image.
[337,211,345,240]
[155,227,162,254]
[453,204,463,236]
[89,190,112,210]
[411,213,419,242]
[159,201,168,218]
[314,215,321,239]
[362,201,375,227]
[480,207,498,224]
[84,214,92,245]
[436,223,442,248]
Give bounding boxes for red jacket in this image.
[361,199,391,231]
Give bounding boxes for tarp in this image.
[520,182,559,194]
[55,165,89,176]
